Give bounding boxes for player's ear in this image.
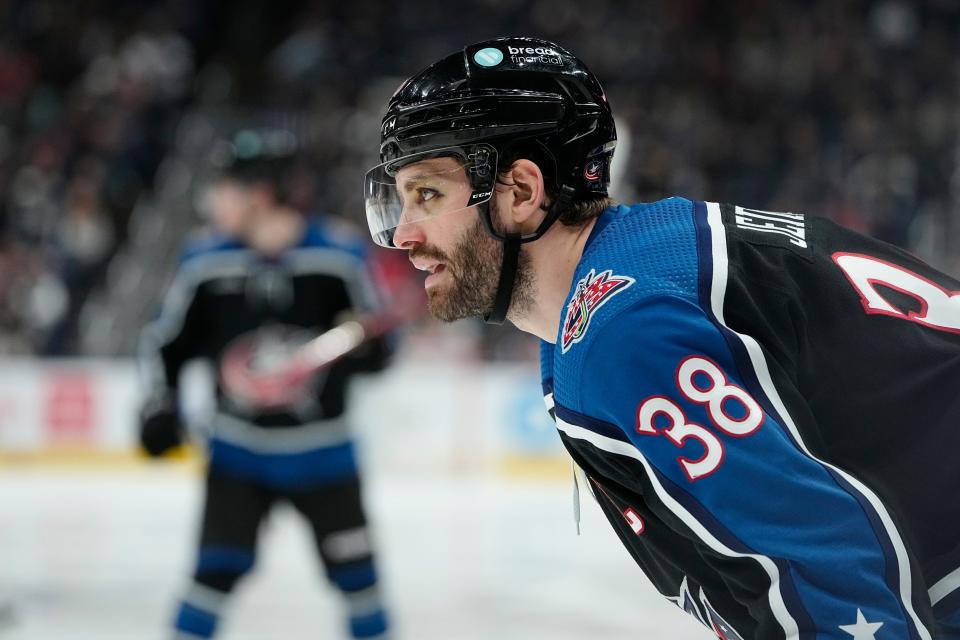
[503,159,547,231]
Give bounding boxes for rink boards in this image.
[0,358,566,477]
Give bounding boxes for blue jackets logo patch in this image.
[561,268,634,353]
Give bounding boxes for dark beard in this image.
[414,212,534,323]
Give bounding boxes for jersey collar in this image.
[582,203,621,254]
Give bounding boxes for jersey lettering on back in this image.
[732,206,810,253]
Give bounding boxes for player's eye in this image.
[397,183,445,221]
[419,187,440,203]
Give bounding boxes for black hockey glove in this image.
[139,394,183,457]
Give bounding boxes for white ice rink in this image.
[0,462,714,640]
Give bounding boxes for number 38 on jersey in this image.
[635,356,765,482]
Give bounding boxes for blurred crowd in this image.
[0,0,957,356]
[0,2,193,354]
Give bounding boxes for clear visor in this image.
[364,144,498,248]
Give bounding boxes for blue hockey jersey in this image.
[541,198,960,639]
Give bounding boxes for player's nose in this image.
[392,218,424,250]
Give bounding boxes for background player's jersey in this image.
[140,217,389,488]
[541,198,960,639]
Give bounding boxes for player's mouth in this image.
[424,263,447,288]
[410,255,448,288]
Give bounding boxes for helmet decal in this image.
[584,158,603,182]
[473,47,504,67]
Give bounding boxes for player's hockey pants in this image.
[172,468,388,638]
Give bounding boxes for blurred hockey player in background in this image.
[139,133,392,640]
[364,37,960,639]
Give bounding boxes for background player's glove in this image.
[138,393,183,457]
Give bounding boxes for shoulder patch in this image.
[561,268,634,353]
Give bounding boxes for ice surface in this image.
[0,464,712,639]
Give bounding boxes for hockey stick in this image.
[219,285,426,410]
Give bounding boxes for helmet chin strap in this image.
[483,185,575,325]
[484,234,520,324]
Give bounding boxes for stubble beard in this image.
[415,211,534,323]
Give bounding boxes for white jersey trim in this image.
[208,412,352,453]
[542,392,555,412]
[703,201,932,639]
[555,416,800,639]
[930,565,960,608]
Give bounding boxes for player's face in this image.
[392,158,532,322]
[207,179,255,237]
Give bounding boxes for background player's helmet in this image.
[364,36,616,249]
[214,128,299,204]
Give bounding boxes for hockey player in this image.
[141,142,391,639]
[363,37,960,639]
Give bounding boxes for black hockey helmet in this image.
[364,37,616,322]
[213,128,300,204]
